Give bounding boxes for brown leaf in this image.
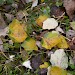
[0,13,6,29]
[50,6,65,17]
[63,0,75,20]
[68,37,75,50]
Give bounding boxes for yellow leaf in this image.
[41,32,61,49]
[21,38,38,51]
[36,15,48,27]
[40,62,49,69]
[57,35,69,49]
[41,0,44,3]
[50,66,67,75]
[9,19,27,43]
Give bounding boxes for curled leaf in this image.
[9,19,27,43]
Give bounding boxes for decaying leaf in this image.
[21,37,38,51]
[63,0,75,20]
[9,19,27,43]
[41,32,61,49]
[40,62,49,69]
[31,54,43,70]
[68,37,75,50]
[47,66,67,75]
[39,68,47,75]
[5,13,14,21]
[50,49,68,69]
[16,10,28,20]
[43,18,58,30]
[57,35,69,49]
[50,6,65,17]
[36,15,48,27]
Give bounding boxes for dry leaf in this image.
[31,0,38,9]
[22,60,32,69]
[50,49,68,69]
[43,18,58,30]
[56,26,64,33]
[0,27,9,36]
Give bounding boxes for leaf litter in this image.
[0,0,75,75]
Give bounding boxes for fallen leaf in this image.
[0,27,9,36]
[41,32,61,49]
[40,62,49,69]
[70,21,75,30]
[0,13,6,29]
[22,60,32,69]
[57,35,69,49]
[31,0,38,9]
[67,37,75,50]
[50,6,65,17]
[63,0,75,20]
[9,19,27,43]
[31,54,43,70]
[41,0,44,3]
[25,0,32,3]
[43,18,58,30]
[5,13,14,21]
[36,15,48,27]
[66,30,75,39]
[50,49,68,69]
[47,66,67,75]
[16,10,28,20]
[21,37,38,51]
[56,26,64,33]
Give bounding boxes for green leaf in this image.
[21,37,38,51]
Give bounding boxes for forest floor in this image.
[0,0,75,75]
